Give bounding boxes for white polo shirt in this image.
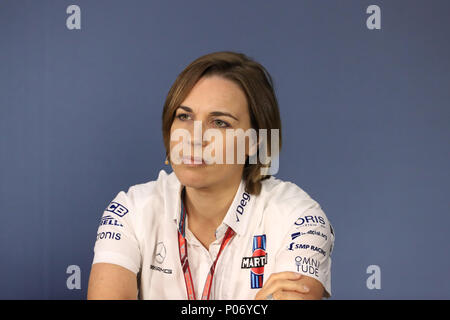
[92,169,335,299]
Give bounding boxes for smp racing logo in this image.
[241,235,267,289]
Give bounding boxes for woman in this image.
[87,51,334,300]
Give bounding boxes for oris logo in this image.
[294,215,326,227]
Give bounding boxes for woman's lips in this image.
[182,156,206,165]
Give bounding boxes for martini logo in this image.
[241,235,267,289]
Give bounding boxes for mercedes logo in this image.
[155,242,166,264]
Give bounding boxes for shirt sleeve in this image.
[274,203,335,298]
[91,188,142,274]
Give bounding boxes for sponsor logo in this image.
[106,201,129,217]
[287,242,327,257]
[294,215,326,228]
[295,256,320,278]
[96,231,121,241]
[150,264,172,274]
[241,255,268,269]
[291,230,328,241]
[99,215,123,227]
[155,242,166,264]
[291,232,302,240]
[235,192,251,222]
[241,235,267,289]
[150,242,172,274]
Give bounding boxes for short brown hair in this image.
[162,51,282,195]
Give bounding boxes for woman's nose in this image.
[188,120,207,147]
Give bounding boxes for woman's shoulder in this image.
[258,175,327,221]
[120,169,179,209]
[259,176,319,206]
[258,176,334,244]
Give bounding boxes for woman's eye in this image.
[213,119,230,128]
[176,113,190,121]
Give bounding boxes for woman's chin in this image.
[173,166,211,188]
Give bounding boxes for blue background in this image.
[1,0,449,299]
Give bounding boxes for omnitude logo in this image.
[169,121,280,175]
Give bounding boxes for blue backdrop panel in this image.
[0,0,449,299]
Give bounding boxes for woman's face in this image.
[169,75,253,190]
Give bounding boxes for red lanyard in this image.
[177,186,235,300]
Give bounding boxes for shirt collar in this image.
[222,177,254,236]
[169,172,255,236]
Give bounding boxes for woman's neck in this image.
[184,173,242,234]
